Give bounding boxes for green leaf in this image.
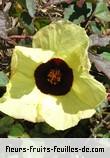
[40,123,56,135]
[0,116,14,134]
[26,0,36,17]
[34,18,50,30]
[86,0,96,3]
[101,52,110,61]
[94,1,110,22]
[9,123,25,137]
[20,11,35,35]
[103,133,110,138]
[64,5,74,20]
[0,71,8,87]
[17,0,26,8]
[73,15,85,24]
[86,2,93,17]
[90,21,101,33]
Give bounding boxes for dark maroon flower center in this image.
[34,58,73,95]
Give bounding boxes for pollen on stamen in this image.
[47,69,61,85]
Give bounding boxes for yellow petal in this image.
[33,20,90,71]
[39,92,96,130]
[73,72,106,107]
[0,87,43,122]
[11,46,55,77]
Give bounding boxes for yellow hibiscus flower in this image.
[0,20,106,130]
